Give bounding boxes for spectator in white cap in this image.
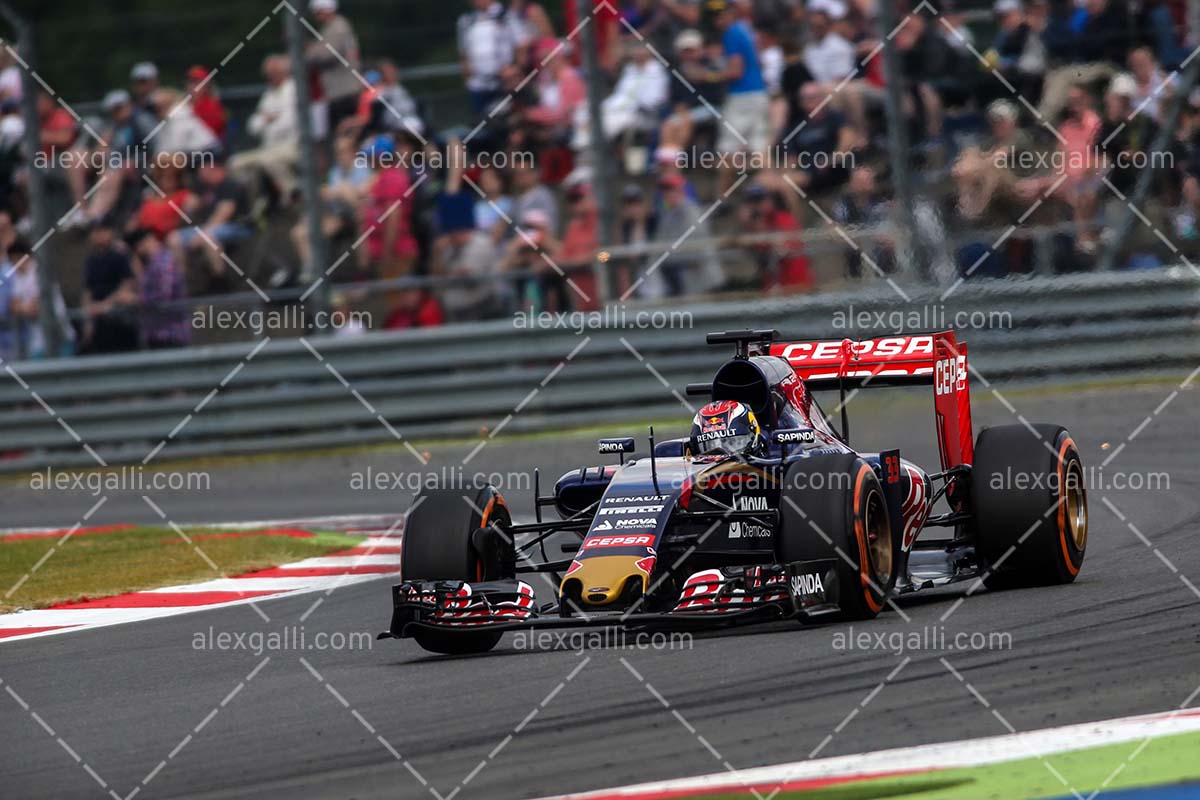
[304,0,361,135]
[231,55,300,198]
[659,29,727,155]
[148,88,219,157]
[799,0,868,132]
[499,206,566,314]
[1098,73,1154,193]
[1127,46,1170,123]
[803,2,854,86]
[951,97,1035,225]
[984,0,1046,103]
[129,61,159,117]
[457,0,516,115]
[66,88,159,230]
[599,38,669,141]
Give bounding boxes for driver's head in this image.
[690,400,762,457]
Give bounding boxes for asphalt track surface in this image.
[3,382,1199,800]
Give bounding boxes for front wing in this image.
[379,559,842,640]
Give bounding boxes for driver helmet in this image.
[690,400,763,457]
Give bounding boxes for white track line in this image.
[360,537,404,548]
[277,554,401,569]
[0,513,406,538]
[0,596,285,630]
[548,708,1200,799]
[140,575,388,593]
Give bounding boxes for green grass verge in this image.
[695,730,1200,800]
[0,527,361,613]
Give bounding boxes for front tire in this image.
[970,424,1088,588]
[410,626,503,656]
[779,454,895,620]
[402,483,513,582]
[401,483,513,654]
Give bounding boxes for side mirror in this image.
[598,437,636,455]
[772,428,817,446]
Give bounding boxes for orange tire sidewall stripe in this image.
[854,465,884,613]
[476,493,498,581]
[479,494,496,529]
[1056,438,1081,576]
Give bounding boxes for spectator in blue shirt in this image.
[0,211,16,360]
[712,0,770,192]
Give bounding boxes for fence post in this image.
[0,4,61,356]
[578,0,616,303]
[874,0,925,280]
[285,0,331,330]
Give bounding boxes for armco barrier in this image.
[1,270,1196,473]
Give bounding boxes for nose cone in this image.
[561,555,653,606]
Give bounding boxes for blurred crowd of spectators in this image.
[0,0,1195,358]
[440,0,1198,313]
[0,0,430,357]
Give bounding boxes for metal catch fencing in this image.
[1,269,1196,473]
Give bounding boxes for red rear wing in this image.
[766,331,974,469]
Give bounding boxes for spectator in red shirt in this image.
[185,66,228,142]
[358,135,420,313]
[36,92,85,209]
[383,289,444,329]
[132,165,191,238]
[564,0,621,70]
[558,179,599,308]
[739,183,811,291]
[523,39,586,140]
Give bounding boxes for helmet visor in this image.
[695,432,756,456]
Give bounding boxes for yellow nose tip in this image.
[561,556,648,606]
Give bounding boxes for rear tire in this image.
[401,484,513,654]
[970,424,1088,589]
[779,454,895,620]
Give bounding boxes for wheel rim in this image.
[865,489,892,585]
[1064,460,1088,550]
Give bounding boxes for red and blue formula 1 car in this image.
[381,329,1088,654]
